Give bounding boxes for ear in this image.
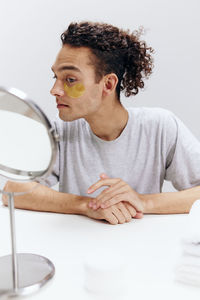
[102,73,118,97]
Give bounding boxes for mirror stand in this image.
[0,190,55,297]
[0,86,58,297]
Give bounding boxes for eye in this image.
[66,78,76,84]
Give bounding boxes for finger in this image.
[96,180,126,201]
[117,202,132,223]
[88,206,118,225]
[91,181,126,209]
[100,192,143,213]
[94,184,128,209]
[88,187,110,209]
[100,173,110,179]
[110,206,126,224]
[103,210,118,225]
[124,203,143,219]
[134,212,144,219]
[124,203,137,218]
[120,202,144,219]
[87,178,121,194]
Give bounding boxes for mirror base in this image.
[0,253,55,297]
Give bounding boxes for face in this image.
[50,45,104,122]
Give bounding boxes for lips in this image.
[57,104,69,108]
[57,102,69,108]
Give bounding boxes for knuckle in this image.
[115,194,121,199]
[116,202,122,208]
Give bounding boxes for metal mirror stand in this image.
[0,86,59,297]
[0,188,56,297]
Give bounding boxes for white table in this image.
[0,204,200,300]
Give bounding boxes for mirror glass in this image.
[0,87,57,181]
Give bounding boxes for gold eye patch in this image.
[64,82,85,98]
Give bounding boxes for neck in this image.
[85,97,129,141]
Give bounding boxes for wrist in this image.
[138,193,152,214]
[52,192,92,215]
[77,195,93,216]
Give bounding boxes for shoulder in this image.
[128,106,175,121]
[127,107,178,131]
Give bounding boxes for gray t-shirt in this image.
[41,107,200,197]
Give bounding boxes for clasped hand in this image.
[87,173,144,221]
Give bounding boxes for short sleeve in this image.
[165,113,200,190]
[36,118,60,187]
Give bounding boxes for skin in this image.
[50,45,129,140]
[3,44,200,224]
[88,173,144,212]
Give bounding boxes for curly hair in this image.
[61,21,154,100]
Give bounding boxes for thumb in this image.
[100,173,109,179]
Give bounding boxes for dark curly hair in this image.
[61,21,154,100]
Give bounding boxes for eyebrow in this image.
[51,65,81,73]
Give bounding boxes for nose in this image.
[50,82,65,97]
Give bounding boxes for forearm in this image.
[2,181,90,215]
[140,185,200,214]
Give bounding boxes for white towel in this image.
[175,199,200,286]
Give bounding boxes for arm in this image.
[87,175,200,214]
[2,181,88,215]
[140,185,200,214]
[2,181,138,225]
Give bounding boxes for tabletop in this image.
[0,203,200,300]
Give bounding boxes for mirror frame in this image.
[0,86,59,182]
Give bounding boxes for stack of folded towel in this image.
[175,199,200,286]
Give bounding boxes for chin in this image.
[58,111,81,122]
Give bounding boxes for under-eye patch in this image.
[64,82,85,98]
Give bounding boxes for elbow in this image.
[2,181,12,206]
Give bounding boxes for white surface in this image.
[174,200,200,286]
[0,204,200,299]
[182,199,200,243]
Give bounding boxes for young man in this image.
[3,22,200,225]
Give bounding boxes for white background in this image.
[0,0,199,192]
[0,2,200,298]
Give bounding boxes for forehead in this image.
[52,45,93,72]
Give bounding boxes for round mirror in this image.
[0,86,59,182]
[0,86,59,297]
